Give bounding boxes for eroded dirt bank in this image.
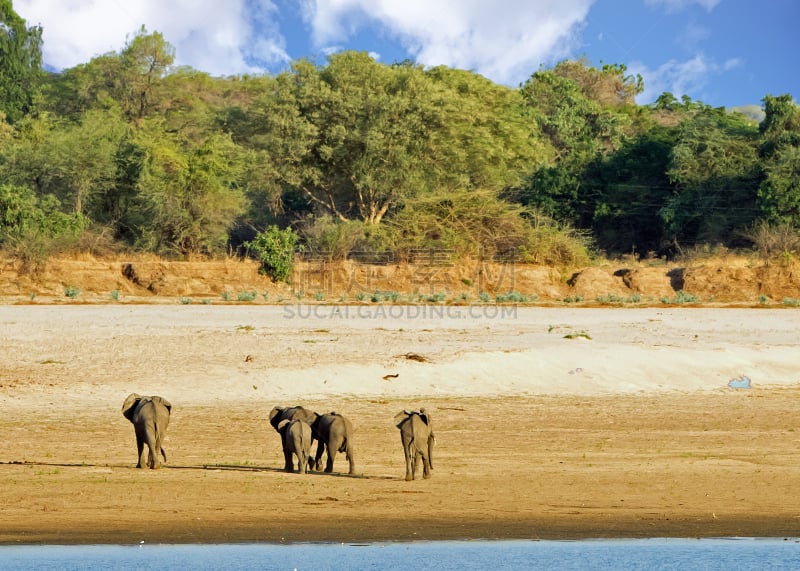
[2,254,799,304]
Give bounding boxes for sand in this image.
[1,304,799,543]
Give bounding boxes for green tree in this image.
[0,0,42,122]
[40,27,175,122]
[0,183,86,268]
[663,105,760,247]
[45,110,126,216]
[119,27,175,120]
[516,61,632,229]
[134,122,247,255]
[590,125,678,254]
[757,94,800,225]
[233,52,544,227]
[0,110,126,217]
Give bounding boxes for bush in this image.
[298,216,366,259]
[0,185,87,272]
[743,221,800,260]
[245,225,300,283]
[237,290,257,302]
[64,285,81,299]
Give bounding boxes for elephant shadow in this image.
[0,460,391,479]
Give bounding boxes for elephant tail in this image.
[153,421,168,464]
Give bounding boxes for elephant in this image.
[269,405,322,472]
[311,411,356,474]
[121,393,172,469]
[276,419,313,474]
[394,408,434,481]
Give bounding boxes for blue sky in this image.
[14,0,799,108]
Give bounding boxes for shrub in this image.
[298,216,366,259]
[425,292,447,303]
[661,290,698,304]
[64,285,81,299]
[496,292,532,303]
[245,225,300,283]
[237,290,257,302]
[370,291,400,302]
[0,185,87,273]
[743,221,800,260]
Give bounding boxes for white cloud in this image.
[14,0,290,76]
[676,21,710,50]
[644,0,721,12]
[723,57,742,71]
[630,53,734,104]
[301,0,597,85]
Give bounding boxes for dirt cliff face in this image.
[1,255,798,305]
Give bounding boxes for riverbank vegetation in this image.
[1,6,798,278]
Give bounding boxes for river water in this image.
[1,539,799,570]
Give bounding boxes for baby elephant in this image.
[394,408,434,481]
[269,405,321,472]
[121,393,172,469]
[277,419,313,474]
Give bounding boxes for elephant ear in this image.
[419,410,431,426]
[277,419,290,432]
[151,396,172,414]
[268,406,283,425]
[393,411,410,427]
[121,393,141,422]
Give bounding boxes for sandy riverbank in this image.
[1,306,798,543]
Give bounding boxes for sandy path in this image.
[0,305,798,543]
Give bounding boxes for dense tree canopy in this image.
[0,25,797,264]
[0,0,42,122]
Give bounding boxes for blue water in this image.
[1,539,799,570]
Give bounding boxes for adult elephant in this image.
[311,412,356,475]
[394,408,434,481]
[269,405,321,472]
[121,393,172,469]
[276,419,313,474]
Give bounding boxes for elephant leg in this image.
[154,434,167,467]
[313,440,325,471]
[146,439,160,469]
[282,447,294,472]
[420,448,431,479]
[345,443,355,475]
[135,429,146,469]
[298,451,307,474]
[403,442,414,481]
[325,446,336,473]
